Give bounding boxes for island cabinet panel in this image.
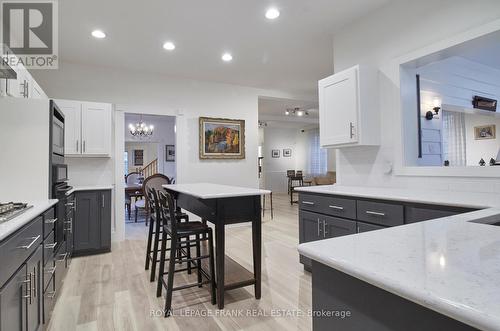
[0,264,26,331]
[312,261,478,331]
[356,200,404,227]
[298,192,479,271]
[74,189,112,256]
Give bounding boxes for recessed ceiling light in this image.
[91,30,106,39]
[265,8,280,20]
[222,53,233,62]
[163,41,175,51]
[296,110,304,117]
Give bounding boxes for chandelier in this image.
[129,116,154,138]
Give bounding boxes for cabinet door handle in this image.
[317,219,321,237]
[323,220,328,237]
[22,273,32,303]
[349,122,355,139]
[18,235,40,250]
[329,205,344,210]
[302,201,315,205]
[46,290,57,299]
[366,211,385,217]
[45,218,57,224]
[32,269,37,299]
[57,253,68,262]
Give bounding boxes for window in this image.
[308,129,327,176]
[124,151,129,175]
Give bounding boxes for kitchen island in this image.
[297,185,500,331]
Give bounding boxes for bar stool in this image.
[156,191,216,317]
[144,187,190,282]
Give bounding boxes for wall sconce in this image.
[425,97,441,120]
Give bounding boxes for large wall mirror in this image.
[401,30,500,168]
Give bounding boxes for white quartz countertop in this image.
[67,185,114,195]
[163,183,271,199]
[0,199,58,241]
[295,184,500,208]
[297,185,500,331]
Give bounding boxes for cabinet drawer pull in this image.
[45,242,57,249]
[65,202,74,207]
[18,235,41,250]
[329,205,344,210]
[45,218,57,224]
[366,211,385,217]
[46,290,57,299]
[302,201,315,205]
[57,252,68,262]
[45,266,56,275]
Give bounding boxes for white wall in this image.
[125,142,158,172]
[332,0,500,192]
[464,114,500,166]
[261,126,308,193]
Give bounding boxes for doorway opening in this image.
[123,113,176,238]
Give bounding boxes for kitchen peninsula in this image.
[297,185,500,331]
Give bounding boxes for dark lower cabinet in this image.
[299,193,478,271]
[0,246,42,331]
[74,189,112,255]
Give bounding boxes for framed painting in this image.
[271,149,280,158]
[134,149,144,166]
[474,125,496,140]
[283,148,292,157]
[199,117,245,159]
[166,145,175,162]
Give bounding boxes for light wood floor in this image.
[47,194,312,331]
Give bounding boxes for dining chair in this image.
[156,191,216,316]
[286,170,296,194]
[136,174,171,224]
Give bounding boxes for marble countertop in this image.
[0,199,58,241]
[297,185,500,331]
[67,185,114,195]
[295,184,500,209]
[163,183,271,199]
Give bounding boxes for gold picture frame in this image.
[199,117,246,159]
[474,124,496,140]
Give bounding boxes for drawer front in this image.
[300,194,356,219]
[43,231,56,267]
[43,207,56,239]
[357,200,404,226]
[405,206,463,224]
[0,216,43,286]
[43,260,56,292]
[357,222,386,233]
[54,243,68,293]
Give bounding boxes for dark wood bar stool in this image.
[144,178,190,282]
[156,191,216,317]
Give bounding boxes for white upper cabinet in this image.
[56,99,112,157]
[318,65,380,148]
[81,102,112,155]
[29,78,48,99]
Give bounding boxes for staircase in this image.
[135,158,158,178]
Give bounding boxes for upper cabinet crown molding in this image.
[318,65,380,148]
[56,99,112,158]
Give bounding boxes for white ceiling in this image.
[258,96,319,129]
[58,0,389,97]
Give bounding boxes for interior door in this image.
[319,67,359,146]
[0,264,27,331]
[81,102,112,155]
[56,100,81,155]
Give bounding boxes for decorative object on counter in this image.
[479,158,486,166]
[473,95,497,112]
[134,149,144,166]
[474,124,496,140]
[271,149,280,158]
[199,117,245,159]
[283,148,292,157]
[165,145,175,162]
[490,158,496,166]
[129,115,154,138]
[444,160,450,166]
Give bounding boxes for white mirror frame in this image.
[393,19,500,178]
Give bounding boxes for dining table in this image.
[162,183,270,309]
